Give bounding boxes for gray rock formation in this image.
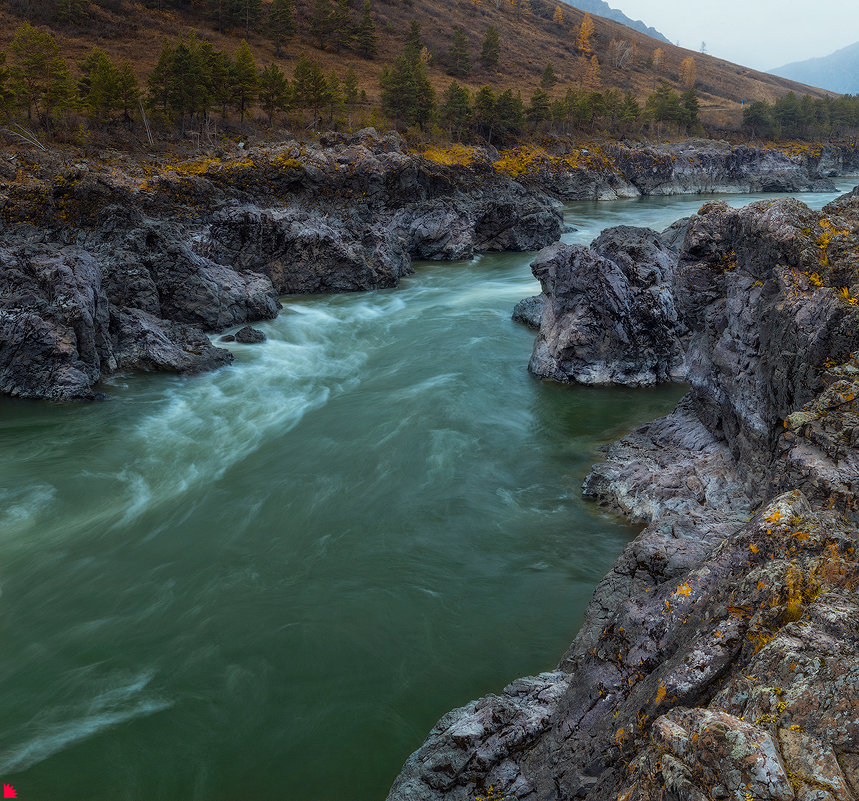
[511,295,544,329]
[235,326,266,344]
[201,205,411,294]
[528,226,687,387]
[0,134,563,401]
[0,245,114,400]
[517,140,852,202]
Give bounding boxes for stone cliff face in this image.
[0,129,562,401]
[389,191,859,801]
[523,140,850,201]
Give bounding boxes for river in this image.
[0,187,848,800]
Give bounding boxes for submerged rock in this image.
[234,326,266,344]
[511,295,544,330]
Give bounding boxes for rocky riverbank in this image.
[504,139,857,201]
[388,191,859,800]
[0,129,563,400]
[1,133,854,402]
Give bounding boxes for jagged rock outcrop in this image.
[389,188,859,801]
[607,140,837,196]
[0,134,563,400]
[0,242,246,401]
[528,226,687,387]
[0,245,115,400]
[200,205,411,294]
[516,140,849,201]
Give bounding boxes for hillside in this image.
[0,0,836,132]
[562,0,668,43]
[771,41,859,95]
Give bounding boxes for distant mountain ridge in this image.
[562,0,670,43]
[771,41,859,94]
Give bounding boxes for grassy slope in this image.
[0,0,836,132]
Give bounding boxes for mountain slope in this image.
[771,41,859,95]
[0,0,834,132]
[562,0,669,43]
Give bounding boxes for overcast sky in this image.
[610,0,859,70]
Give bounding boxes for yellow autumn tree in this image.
[584,54,601,90]
[511,0,530,20]
[553,4,563,25]
[680,56,697,88]
[577,12,594,55]
[652,47,664,74]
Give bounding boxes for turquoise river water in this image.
[0,187,848,800]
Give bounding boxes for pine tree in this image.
[55,0,89,24]
[258,62,290,125]
[380,49,434,129]
[527,88,551,124]
[147,38,174,112]
[473,85,496,141]
[202,45,235,117]
[165,37,209,133]
[115,61,140,121]
[311,0,333,49]
[495,88,525,140]
[404,20,423,62]
[343,65,359,121]
[645,80,682,127]
[232,39,258,122]
[355,0,378,59]
[577,12,594,55]
[540,62,557,90]
[480,26,499,70]
[207,0,229,33]
[238,0,262,38]
[619,91,640,130]
[681,87,700,132]
[329,0,354,55]
[326,68,343,122]
[439,79,470,138]
[293,54,330,121]
[268,0,296,58]
[742,100,774,139]
[8,22,75,124]
[78,49,121,122]
[0,53,14,117]
[447,27,471,78]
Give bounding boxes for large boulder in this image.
[529,226,686,386]
[200,205,411,293]
[0,246,114,400]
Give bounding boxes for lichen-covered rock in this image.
[528,226,686,386]
[676,198,859,494]
[389,492,859,801]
